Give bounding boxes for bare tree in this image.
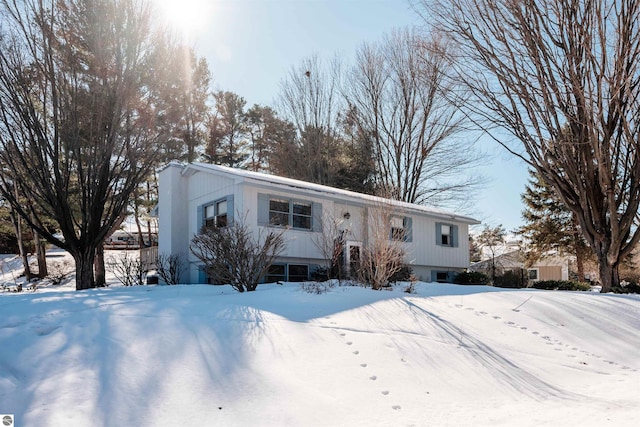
[347,29,480,207]
[0,0,175,290]
[417,0,640,291]
[476,225,507,285]
[358,204,409,290]
[190,215,286,292]
[276,55,346,185]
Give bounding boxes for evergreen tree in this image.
[519,169,591,281]
[205,91,249,167]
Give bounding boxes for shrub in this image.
[156,253,186,285]
[532,280,591,291]
[453,271,489,285]
[493,269,527,288]
[300,281,335,294]
[107,253,146,286]
[190,216,286,293]
[611,281,640,294]
[388,264,413,283]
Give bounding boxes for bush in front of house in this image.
[611,281,640,294]
[453,271,489,285]
[531,280,591,291]
[190,216,286,293]
[493,269,527,288]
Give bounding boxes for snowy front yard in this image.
[1,276,639,426]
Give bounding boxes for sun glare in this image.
[154,0,214,37]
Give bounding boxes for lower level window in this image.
[436,272,448,283]
[288,264,309,282]
[266,264,286,283]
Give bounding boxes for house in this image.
[470,249,570,282]
[157,162,480,284]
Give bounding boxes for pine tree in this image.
[519,169,591,281]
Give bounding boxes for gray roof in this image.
[164,161,480,225]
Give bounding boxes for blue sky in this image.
[164,0,529,232]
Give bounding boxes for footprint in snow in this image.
[360,363,367,368]
[370,376,377,381]
[346,341,353,346]
[493,316,501,320]
[455,304,463,308]
[381,390,390,395]
[392,405,401,410]
[339,332,346,337]
[520,327,527,330]
[505,321,515,326]
[532,331,540,335]
[353,350,360,355]
[465,307,474,311]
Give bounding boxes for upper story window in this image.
[436,222,458,247]
[201,197,232,229]
[440,224,451,245]
[389,216,413,242]
[263,195,316,231]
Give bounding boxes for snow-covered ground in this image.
[1,252,639,426]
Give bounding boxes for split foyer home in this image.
[157,162,480,284]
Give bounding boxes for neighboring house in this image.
[470,249,570,282]
[157,162,480,284]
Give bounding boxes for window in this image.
[269,199,290,226]
[436,272,448,283]
[288,264,309,282]
[204,199,228,228]
[440,224,451,245]
[268,198,312,230]
[266,264,286,283]
[293,202,312,229]
[527,268,539,281]
[390,216,410,241]
[436,223,457,247]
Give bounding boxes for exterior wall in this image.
[158,163,476,284]
[157,163,189,283]
[537,265,563,281]
[185,169,239,283]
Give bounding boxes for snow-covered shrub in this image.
[300,281,335,294]
[47,259,73,285]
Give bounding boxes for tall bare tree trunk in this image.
[9,205,32,281]
[94,245,106,287]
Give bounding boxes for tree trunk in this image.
[9,206,32,281]
[74,249,96,290]
[30,208,47,278]
[575,251,585,282]
[94,245,106,287]
[597,256,618,293]
[33,228,47,278]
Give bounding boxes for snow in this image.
[1,253,640,426]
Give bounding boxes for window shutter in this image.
[257,193,269,226]
[197,205,204,232]
[452,225,459,247]
[404,217,413,242]
[226,194,235,223]
[312,202,323,232]
[435,222,442,246]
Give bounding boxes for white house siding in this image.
[242,185,327,261]
[157,163,189,282]
[158,162,479,284]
